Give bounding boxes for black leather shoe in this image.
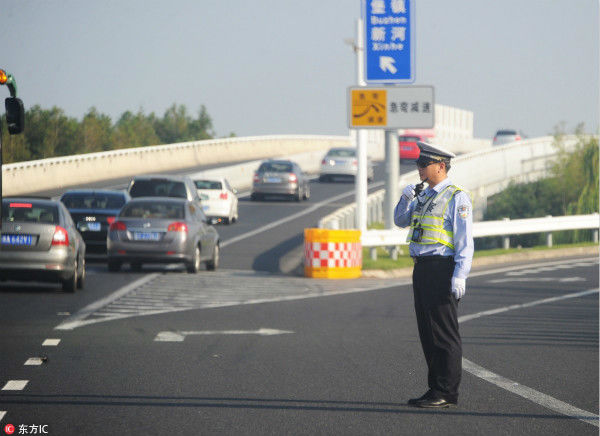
[407,390,433,405]
[415,397,457,408]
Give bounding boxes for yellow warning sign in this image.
[350,89,387,127]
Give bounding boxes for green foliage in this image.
[1,103,217,163]
[483,128,599,247]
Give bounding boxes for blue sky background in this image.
[2,0,598,139]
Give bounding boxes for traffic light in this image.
[0,69,24,134]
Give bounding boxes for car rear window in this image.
[120,202,185,219]
[2,202,59,224]
[61,193,126,210]
[195,180,222,190]
[327,149,356,158]
[129,180,188,198]
[258,162,293,173]
[398,136,421,142]
[496,130,517,136]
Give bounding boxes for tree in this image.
[112,110,160,149]
[80,107,113,152]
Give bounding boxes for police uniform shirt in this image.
[394,177,474,279]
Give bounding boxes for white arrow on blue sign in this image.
[362,0,414,83]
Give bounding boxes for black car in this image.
[60,190,130,255]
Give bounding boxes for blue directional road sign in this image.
[362,0,414,83]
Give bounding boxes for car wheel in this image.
[223,217,230,225]
[108,259,121,272]
[186,246,201,273]
[77,256,86,289]
[293,188,301,202]
[303,184,310,200]
[205,244,219,271]
[131,262,143,272]
[63,259,77,293]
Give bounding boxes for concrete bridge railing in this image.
[2,135,351,196]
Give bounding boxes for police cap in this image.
[416,141,456,166]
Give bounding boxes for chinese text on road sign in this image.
[362,0,414,83]
[348,86,434,129]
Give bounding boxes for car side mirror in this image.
[5,97,24,135]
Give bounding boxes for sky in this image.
[2,0,598,140]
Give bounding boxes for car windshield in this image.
[129,180,187,198]
[195,180,222,190]
[120,202,184,219]
[258,162,293,173]
[399,136,421,142]
[2,202,59,224]
[496,130,517,136]
[61,193,126,210]
[327,149,356,158]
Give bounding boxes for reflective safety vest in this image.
[407,184,462,249]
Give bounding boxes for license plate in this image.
[203,205,210,211]
[84,222,101,231]
[1,234,34,246]
[265,177,281,183]
[133,232,161,241]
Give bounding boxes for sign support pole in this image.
[384,128,399,229]
[355,18,368,232]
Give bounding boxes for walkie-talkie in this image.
[414,178,428,197]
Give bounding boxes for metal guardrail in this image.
[361,214,599,259]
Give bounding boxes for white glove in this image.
[402,184,416,201]
[451,277,466,300]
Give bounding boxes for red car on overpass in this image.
[399,129,435,160]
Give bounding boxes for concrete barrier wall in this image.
[187,148,345,191]
[2,135,351,195]
[319,135,588,228]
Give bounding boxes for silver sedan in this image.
[106,197,219,273]
[319,147,374,182]
[0,198,86,292]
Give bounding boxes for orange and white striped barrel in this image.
[304,228,362,279]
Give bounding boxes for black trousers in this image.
[412,257,462,402]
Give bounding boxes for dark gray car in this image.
[251,160,310,201]
[60,189,130,255]
[106,197,219,273]
[0,198,86,292]
[128,175,202,203]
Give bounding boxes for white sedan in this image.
[194,178,239,224]
[319,147,374,182]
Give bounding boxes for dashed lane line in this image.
[41,339,61,346]
[1,381,28,391]
[460,288,600,427]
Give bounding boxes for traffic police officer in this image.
[394,141,474,408]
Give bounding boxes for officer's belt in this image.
[412,255,454,264]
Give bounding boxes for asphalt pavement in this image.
[0,160,597,435]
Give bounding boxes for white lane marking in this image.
[459,288,599,427]
[487,277,586,284]
[469,258,598,279]
[0,411,6,422]
[221,181,384,248]
[57,312,70,316]
[2,380,28,391]
[154,328,294,342]
[42,339,61,346]
[55,273,159,330]
[24,357,45,366]
[459,289,599,324]
[463,359,599,428]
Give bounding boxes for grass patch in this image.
[362,241,597,270]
